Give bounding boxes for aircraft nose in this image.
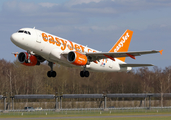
[10,33,19,44]
[11,33,16,42]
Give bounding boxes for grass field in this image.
[0,110,171,120]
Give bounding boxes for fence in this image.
[1,93,171,111]
[1,99,170,109]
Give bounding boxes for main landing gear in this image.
[80,66,89,77]
[47,62,56,78]
[80,70,89,77]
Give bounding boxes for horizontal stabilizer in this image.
[120,64,154,67]
[12,52,19,57]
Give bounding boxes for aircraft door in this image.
[109,60,113,69]
[35,30,42,43]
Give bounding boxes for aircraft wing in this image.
[119,64,154,67]
[86,50,163,62]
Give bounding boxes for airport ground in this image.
[0,109,171,120]
[0,112,171,120]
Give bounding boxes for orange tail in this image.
[109,29,133,62]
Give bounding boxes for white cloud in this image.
[111,0,171,8]
[80,7,117,14]
[39,2,58,8]
[4,1,38,13]
[75,25,118,32]
[66,0,103,6]
[2,0,171,18]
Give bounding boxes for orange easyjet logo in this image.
[41,33,109,64]
[114,32,129,52]
[42,33,96,53]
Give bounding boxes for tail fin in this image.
[109,29,133,62]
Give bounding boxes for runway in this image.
[2,114,171,120]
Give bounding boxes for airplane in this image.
[10,28,163,78]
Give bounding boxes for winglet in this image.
[159,49,163,55]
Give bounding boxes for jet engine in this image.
[18,52,38,66]
[67,51,87,66]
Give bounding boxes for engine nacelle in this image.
[18,52,38,66]
[67,51,87,66]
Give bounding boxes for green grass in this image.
[0,110,171,120]
[9,116,171,120]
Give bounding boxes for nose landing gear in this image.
[47,62,57,78]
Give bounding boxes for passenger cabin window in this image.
[17,30,31,35]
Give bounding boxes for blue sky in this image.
[0,0,171,69]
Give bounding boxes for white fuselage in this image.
[11,28,131,72]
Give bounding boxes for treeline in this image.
[0,59,171,97]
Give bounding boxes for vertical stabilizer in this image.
[109,30,133,62]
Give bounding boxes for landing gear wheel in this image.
[80,71,84,77]
[47,71,52,77]
[84,71,89,77]
[47,62,57,78]
[47,71,57,78]
[51,71,57,77]
[80,71,90,77]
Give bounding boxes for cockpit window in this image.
[18,30,24,33]
[17,30,31,35]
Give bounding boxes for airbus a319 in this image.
[10,28,163,78]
